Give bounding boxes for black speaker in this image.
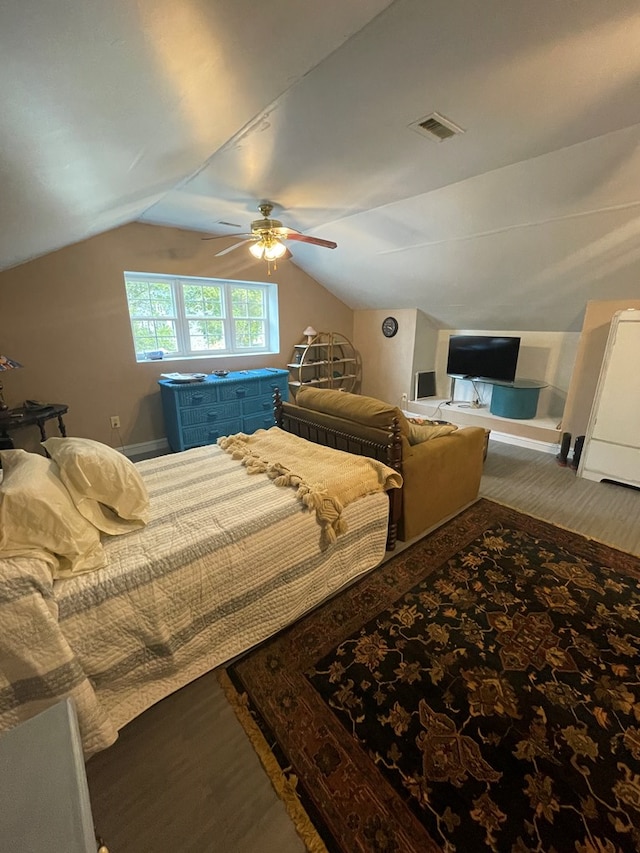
[557,432,571,466]
[414,371,436,399]
[571,435,585,470]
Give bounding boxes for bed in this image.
[0,428,401,756]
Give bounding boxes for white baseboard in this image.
[121,437,170,459]
[489,430,559,455]
[118,431,557,461]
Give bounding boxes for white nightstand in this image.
[0,698,107,852]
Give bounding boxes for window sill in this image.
[137,351,278,364]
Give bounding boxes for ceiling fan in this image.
[206,203,337,267]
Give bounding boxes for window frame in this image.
[124,271,279,362]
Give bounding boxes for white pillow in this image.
[0,449,106,577]
[42,437,150,535]
[407,419,458,446]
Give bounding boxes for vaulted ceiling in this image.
[2,0,640,331]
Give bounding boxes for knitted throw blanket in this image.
[217,428,402,549]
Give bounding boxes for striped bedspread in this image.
[0,443,392,755]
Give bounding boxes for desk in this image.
[0,403,68,449]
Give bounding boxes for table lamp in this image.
[0,355,23,412]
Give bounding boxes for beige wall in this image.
[562,299,640,438]
[0,223,353,451]
[353,309,441,406]
[4,225,631,454]
[434,329,580,419]
[353,312,579,422]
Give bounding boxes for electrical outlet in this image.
[110,415,120,429]
[401,392,408,404]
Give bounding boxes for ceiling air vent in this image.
[409,112,465,142]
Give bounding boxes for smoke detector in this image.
[408,112,465,142]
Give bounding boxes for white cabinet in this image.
[0,699,104,852]
[578,309,640,488]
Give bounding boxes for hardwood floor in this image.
[86,440,640,851]
[86,667,305,853]
[480,439,640,556]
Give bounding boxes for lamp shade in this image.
[0,355,22,371]
[264,240,286,261]
[0,355,22,412]
[250,237,286,262]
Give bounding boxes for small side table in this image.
[0,403,68,450]
[489,380,547,420]
[0,699,107,852]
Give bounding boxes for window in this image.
[124,272,279,362]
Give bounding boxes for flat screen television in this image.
[446,335,520,383]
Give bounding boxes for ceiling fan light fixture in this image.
[212,203,336,267]
[264,239,286,260]
[249,241,265,259]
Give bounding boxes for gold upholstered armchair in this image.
[277,387,487,542]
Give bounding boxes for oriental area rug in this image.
[218,499,640,853]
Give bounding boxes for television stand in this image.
[488,379,546,419]
[407,398,560,452]
[446,376,546,419]
[411,376,558,453]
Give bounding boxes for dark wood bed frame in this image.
[273,388,404,550]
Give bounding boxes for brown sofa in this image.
[281,387,487,542]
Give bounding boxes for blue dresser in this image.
[159,368,289,452]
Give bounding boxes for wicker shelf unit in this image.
[287,331,361,398]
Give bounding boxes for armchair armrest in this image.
[399,427,486,541]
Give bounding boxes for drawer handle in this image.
[235,389,247,398]
[262,401,270,410]
[206,411,218,421]
[191,393,204,404]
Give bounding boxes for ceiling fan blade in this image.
[284,232,337,249]
[202,233,252,241]
[214,239,254,257]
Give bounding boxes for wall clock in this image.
[381,316,399,338]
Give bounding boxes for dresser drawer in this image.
[218,380,261,401]
[242,396,275,416]
[243,412,277,434]
[175,386,220,407]
[580,439,640,488]
[179,401,241,426]
[182,418,242,447]
[259,376,288,397]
